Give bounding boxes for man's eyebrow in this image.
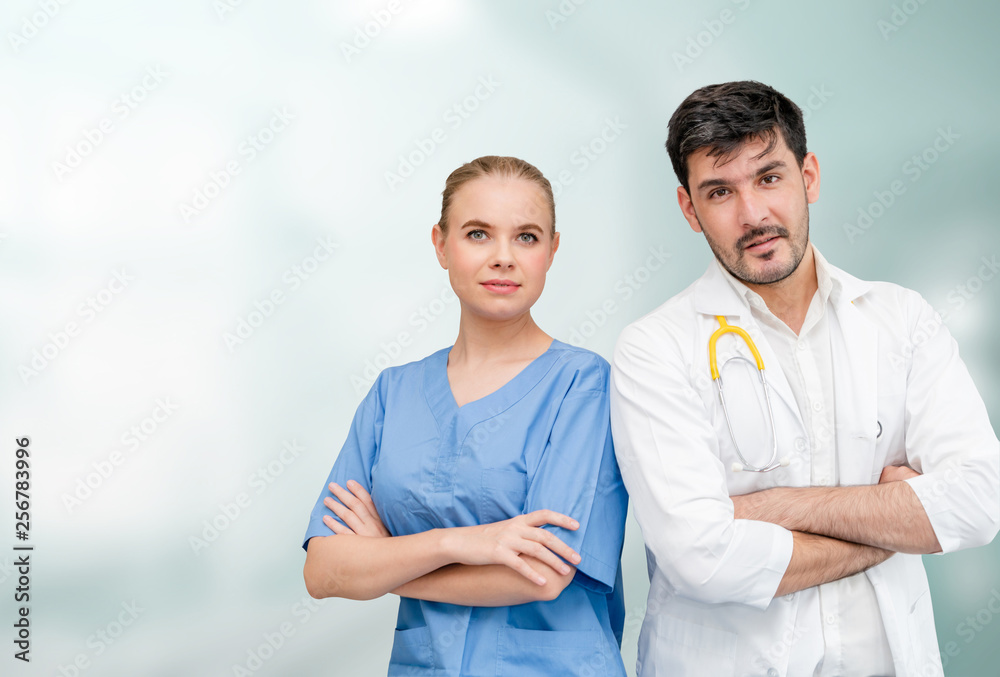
[695,160,789,193]
[754,160,787,177]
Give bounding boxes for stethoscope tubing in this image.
[709,316,782,473]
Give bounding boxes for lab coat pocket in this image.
[870,392,906,484]
[497,627,607,677]
[648,613,737,675]
[480,468,528,523]
[906,587,941,673]
[388,626,434,671]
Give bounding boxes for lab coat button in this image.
[826,613,836,625]
[767,668,780,677]
[812,401,823,412]
[784,593,795,602]
[797,341,806,351]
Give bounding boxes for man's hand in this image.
[731,490,769,521]
[879,465,919,484]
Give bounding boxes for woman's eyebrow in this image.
[460,219,493,230]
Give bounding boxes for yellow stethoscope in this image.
[709,316,789,473]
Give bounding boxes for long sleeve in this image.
[610,321,792,609]
[900,294,1000,553]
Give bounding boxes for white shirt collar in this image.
[713,243,838,310]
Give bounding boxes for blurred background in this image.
[1,1,998,675]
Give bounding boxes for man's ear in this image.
[801,152,821,204]
[677,186,702,233]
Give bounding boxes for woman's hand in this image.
[322,480,391,538]
[442,510,581,586]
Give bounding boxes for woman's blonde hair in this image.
[438,156,555,236]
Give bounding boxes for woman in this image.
[302,156,628,676]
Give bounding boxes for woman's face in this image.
[432,175,558,323]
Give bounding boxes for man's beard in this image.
[699,210,809,286]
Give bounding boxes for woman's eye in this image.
[518,232,538,243]
[468,229,487,240]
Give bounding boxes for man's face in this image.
[676,132,820,287]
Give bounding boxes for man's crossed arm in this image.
[733,465,941,597]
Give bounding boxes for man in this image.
[610,81,999,676]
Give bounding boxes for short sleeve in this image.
[524,359,628,594]
[302,379,385,550]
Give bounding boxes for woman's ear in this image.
[431,224,448,269]
[546,231,560,271]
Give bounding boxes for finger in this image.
[525,527,581,565]
[346,480,382,522]
[325,495,365,532]
[522,509,579,531]
[329,483,374,522]
[501,552,547,586]
[519,540,573,575]
[322,514,354,535]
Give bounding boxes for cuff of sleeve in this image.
[573,549,618,594]
[738,519,794,610]
[302,516,336,551]
[905,474,958,553]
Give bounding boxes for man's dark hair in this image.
[666,81,807,192]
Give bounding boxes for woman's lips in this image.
[481,280,520,295]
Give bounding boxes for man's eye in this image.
[710,188,729,199]
[761,175,779,185]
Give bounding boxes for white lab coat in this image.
[610,253,999,677]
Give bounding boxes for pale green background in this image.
[1,1,998,675]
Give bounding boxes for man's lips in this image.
[744,235,780,252]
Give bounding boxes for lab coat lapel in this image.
[746,325,804,433]
[829,269,879,486]
[693,262,805,434]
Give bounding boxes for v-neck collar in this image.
[423,340,564,426]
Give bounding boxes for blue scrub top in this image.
[304,340,629,677]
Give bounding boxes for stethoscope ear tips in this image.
[778,457,791,467]
[731,462,744,473]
